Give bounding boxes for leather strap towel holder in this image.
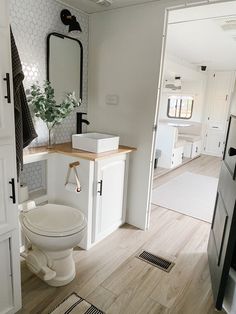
[65,161,81,193]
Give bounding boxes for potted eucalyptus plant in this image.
[28,81,81,147]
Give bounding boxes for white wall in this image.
[159,56,207,122]
[87,0,227,230]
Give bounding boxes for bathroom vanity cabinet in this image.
[24,143,135,250]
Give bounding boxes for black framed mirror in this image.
[47,32,83,104]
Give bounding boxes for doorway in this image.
[151,2,236,222]
[148,1,236,311]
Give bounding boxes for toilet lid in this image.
[22,204,86,237]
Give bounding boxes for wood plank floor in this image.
[153,154,222,189]
[18,155,223,314]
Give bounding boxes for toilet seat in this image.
[21,204,86,237]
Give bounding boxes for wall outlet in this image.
[106,95,119,105]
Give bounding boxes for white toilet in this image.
[19,202,87,287]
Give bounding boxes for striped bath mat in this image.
[50,293,104,314]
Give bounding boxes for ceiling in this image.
[61,0,236,70]
[59,0,160,13]
[166,16,236,71]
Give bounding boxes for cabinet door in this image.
[171,147,183,168]
[93,155,126,242]
[205,130,225,157]
[0,13,14,142]
[0,234,13,314]
[0,145,18,234]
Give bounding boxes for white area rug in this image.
[152,172,219,223]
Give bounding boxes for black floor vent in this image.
[137,250,174,273]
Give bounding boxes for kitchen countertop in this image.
[23,142,136,163]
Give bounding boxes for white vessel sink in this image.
[72,133,120,153]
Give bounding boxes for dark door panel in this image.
[212,193,228,265]
[218,164,236,214]
[208,114,236,311]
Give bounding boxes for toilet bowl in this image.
[19,202,87,287]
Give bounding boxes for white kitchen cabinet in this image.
[92,155,126,243]
[47,151,130,250]
[204,71,236,157]
[0,1,21,313]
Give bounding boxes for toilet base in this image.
[25,247,76,287]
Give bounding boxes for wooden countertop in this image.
[23,142,136,162]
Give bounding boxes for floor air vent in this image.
[137,250,174,273]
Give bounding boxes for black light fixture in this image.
[60,9,82,33]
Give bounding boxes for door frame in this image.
[146,0,236,230]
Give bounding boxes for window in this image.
[167,95,194,119]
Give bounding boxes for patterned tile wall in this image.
[9,0,89,146]
[20,161,46,192]
[9,0,89,190]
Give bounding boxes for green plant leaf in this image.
[27,81,81,131]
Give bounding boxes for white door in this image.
[207,72,232,131]
[0,1,21,312]
[0,145,18,234]
[205,71,235,157]
[0,7,14,143]
[0,234,14,313]
[93,156,126,243]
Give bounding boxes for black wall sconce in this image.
[61,9,82,33]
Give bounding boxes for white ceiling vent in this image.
[90,0,113,7]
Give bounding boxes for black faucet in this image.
[76,112,90,134]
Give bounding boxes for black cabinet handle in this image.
[9,178,16,204]
[98,180,103,196]
[3,73,11,103]
[228,147,236,157]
